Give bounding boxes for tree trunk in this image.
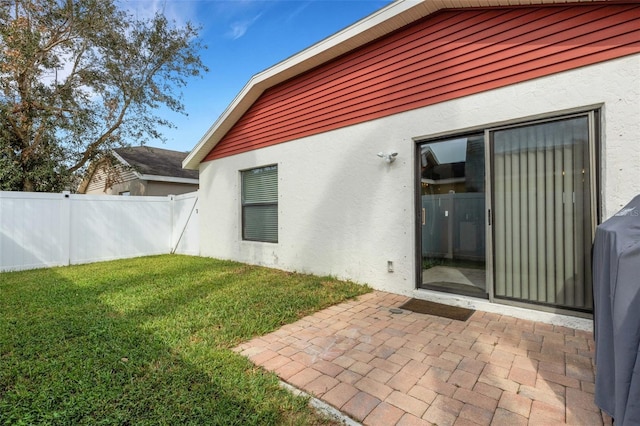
[23,178,34,192]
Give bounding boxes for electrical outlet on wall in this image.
[387,261,394,273]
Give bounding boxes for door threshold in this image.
[413,288,593,332]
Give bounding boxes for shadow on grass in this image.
[1,255,365,425]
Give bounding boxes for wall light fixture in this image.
[377,152,398,163]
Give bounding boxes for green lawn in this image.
[0,255,370,425]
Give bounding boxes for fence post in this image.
[169,194,175,252]
[61,191,72,266]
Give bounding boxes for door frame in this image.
[414,105,601,314]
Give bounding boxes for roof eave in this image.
[182,0,431,170]
[139,174,199,184]
[183,0,599,170]
[112,150,144,180]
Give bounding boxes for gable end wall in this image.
[204,3,640,161]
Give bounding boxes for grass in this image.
[0,255,370,425]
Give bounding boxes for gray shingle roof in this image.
[114,146,198,180]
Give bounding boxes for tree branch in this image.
[66,97,132,173]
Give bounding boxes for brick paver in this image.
[385,390,429,418]
[364,402,405,425]
[323,382,359,409]
[458,403,494,426]
[234,291,607,425]
[498,392,532,418]
[342,391,381,422]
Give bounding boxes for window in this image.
[241,165,278,243]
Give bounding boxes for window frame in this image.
[241,164,278,243]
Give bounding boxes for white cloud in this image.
[284,1,310,24]
[117,1,270,40]
[225,13,262,40]
[117,0,198,27]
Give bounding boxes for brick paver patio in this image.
[234,291,612,425]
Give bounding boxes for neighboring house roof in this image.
[78,146,199,193]
[115,146,199,184]
[182,0,606,170]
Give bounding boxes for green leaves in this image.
[0,0,208,191]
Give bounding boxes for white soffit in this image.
[139,175,199,184]
[183,0,599,170]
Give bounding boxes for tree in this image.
[0,0,207,192]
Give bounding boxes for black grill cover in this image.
[593,195,640,425]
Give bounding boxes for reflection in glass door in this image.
[419,134,487,298]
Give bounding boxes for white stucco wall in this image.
[198,54,640,299]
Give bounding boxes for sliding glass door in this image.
[491,115,595,311]
[418,111,597,313]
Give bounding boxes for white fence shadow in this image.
[0,191,199,272]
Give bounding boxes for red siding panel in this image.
[204,4,640,161]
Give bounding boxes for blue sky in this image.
[122,0,393,153]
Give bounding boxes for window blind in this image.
[242,165,278,243]
[492,116,593,310]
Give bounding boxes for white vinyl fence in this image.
[0,191,199,272]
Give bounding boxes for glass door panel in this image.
[419,134,487,298]
[491,115,594,311]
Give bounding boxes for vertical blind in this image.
[242,165,278,243]
[492,116,593,311]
